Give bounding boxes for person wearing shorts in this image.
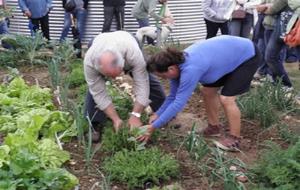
[139,35,261,151]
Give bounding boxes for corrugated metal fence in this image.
[6,0,206,43]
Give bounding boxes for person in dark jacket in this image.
[102,0,125,32]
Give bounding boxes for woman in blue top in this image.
[138,35,261,151]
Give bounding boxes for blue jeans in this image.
[60,8,87,42]
[136,18,154,45]
[286,47,299,62]
[229,13,253,38]
[0,20,12,49]
[0,20,9,34]
[256,38,270,75]
[265,18,292,87]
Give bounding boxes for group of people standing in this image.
[203,0,300,90]
[6,0,169,57]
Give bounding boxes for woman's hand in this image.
[149,113,158,124]
[137,125,156,142]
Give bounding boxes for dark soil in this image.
[1,66,299,190]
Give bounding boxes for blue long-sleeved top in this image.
[18,0,52,19]
[152,35,255,128]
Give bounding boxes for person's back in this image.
[183,35,255,84]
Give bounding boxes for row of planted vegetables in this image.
[0,77,78,190]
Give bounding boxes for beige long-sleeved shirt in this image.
[84,31,150,111]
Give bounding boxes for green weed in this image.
[238,81,295,128]
[184,124,210,160]
[183,126,247,190]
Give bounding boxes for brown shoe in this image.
[91,131,101,143]
[85,130,101,143]
[213,134,241,152]
[202,124,224,137]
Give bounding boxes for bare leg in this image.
[201,87,220,126]
[220,95,241,137]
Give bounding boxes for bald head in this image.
[96,50,124,78]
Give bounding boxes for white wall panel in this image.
[6,0,206,43]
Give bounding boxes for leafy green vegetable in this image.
[66,64,85,88]
[0,77,78,190]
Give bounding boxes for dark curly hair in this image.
[147,48,186,73]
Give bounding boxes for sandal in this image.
[202,124,225,137]
[213,134,241,152]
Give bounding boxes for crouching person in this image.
[84,31,165,142]
[139,35,262,151]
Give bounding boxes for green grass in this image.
[238,81,296,128]
[286,63,300,91]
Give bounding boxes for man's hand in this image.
[128,115,143,129]
[162,17,174,24]
[256,4,267,13]
[113,119,123,132]
[149,113,158,124]
[24,10,32,18]
[137,125,156,142]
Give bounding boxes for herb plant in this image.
[103,148,179,189]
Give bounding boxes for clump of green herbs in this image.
[101,126,147,154]
[251,140,300,190]
[103,148,179,189]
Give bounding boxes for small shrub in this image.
[251,140,300,189]
[103,148,179,189]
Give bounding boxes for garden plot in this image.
[0,35,299,190]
